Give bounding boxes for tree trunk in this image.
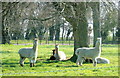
[49,26,55,41]
[70,18,88,62]
[67,3,88,62]
[61,23,64,42]
[2,19,11,44]
[25,29,30,40]
[101,30,108,42]
[91,2,101,46]
[112,28,115,44]
[2,8,11,44]
[55,25,60,41]
[2,19,6,44]
[38,26,46,40]
[66,29,71,41]
[53,2,89,62]
[2,2,19,44]
[118,1,120,44]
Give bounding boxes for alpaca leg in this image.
[76,56,84,66]
[76,58,80,66]
[29,58,36,67]
[79,57,84,66]
[19,57,26,67]
[30,63,33,67]
[29,58,34,67]
[33,58,37,67]
[33,60,36,67]
[32,61,35,67]
[92,58,97,67]
[33,63,35,67]
[30,60,34,67]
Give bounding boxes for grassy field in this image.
[0,43,119,76]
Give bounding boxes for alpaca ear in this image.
[55,44,59,46]
[55,44,59,48]
[52,49,55,51]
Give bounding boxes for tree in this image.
[66,28,72,41]
[1,2,32,43]
[53,2,88,62]
[1,2,19,44]
[52,1,118,62]
[116,27,120,43]
[100,1,118,43]
[116,1,120,43]
[49,26,55,41]
[55,15,61,41]
[90,2,101,46]
[1,2,57,42]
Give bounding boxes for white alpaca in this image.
[96,57,110,64]
[75,38,102,66]
[54,45,66,61]
[18,38,38,67]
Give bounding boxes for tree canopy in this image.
[1,1,119,62]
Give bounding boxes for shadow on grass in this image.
[42,60,59,63]
[2,59,30,67]
[0,51,16,53]
[2,63,19,67]
[60,65,78,67]
[37,60,79,68]
[42,59,71,64]
[2,62,31,67]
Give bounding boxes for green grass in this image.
[0,44,119,76]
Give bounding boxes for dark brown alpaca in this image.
[49,49,56,60]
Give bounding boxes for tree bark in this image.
[2,17,6,44]
[70,17,88,62]
[63,3,88,62]
[91,2,101,46]
[2,3,10,44]
[55,16,60,41]
[118,1,120,44]
[66,29,71,41]
[61,23,64,42]
[55,25,60,41]
[49,26,55,41]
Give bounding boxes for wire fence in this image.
[1,66,119,76]
[11,39,75,45]
[2,36,118,45]
[10,37,94,45]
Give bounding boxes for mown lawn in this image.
[0,44,119,76]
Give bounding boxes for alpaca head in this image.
[95,38,102,53]
[55,44,59,53]
[55,44,59,49]
[33,38,39,46]
[52,49,56,55]
[95,38,102,46]
[97,38,101,42]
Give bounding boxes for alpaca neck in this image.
[53,51,55,55]
[33,41,38,52]
[95,41,101,52]
[55,47,60,60]
[56,48,59,55]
